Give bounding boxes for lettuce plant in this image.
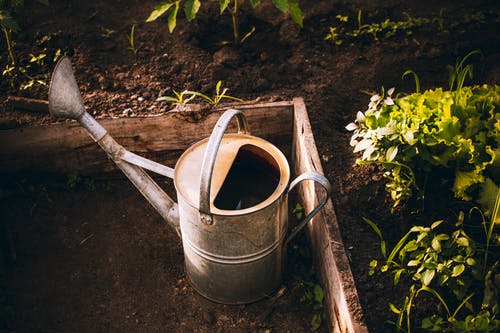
[346,84,500,210]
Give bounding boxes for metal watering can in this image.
[48,57,332,304]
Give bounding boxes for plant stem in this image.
[231,0,240,45]
[2,26,16,66]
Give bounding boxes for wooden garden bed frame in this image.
[0,97,368,332]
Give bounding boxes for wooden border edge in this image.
[292,97,368,333]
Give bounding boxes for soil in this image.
[1,0,499,332]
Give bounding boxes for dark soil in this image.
[1,0,499,332]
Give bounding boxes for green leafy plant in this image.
[146,0,303,45]
[354,53,500,332]
[365,213,500,332]
[346,56,499,209]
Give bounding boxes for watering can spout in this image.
[49,57,86,120]
[48,57,180,236]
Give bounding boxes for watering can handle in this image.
[284,172,332,246]
[199,109,250,225]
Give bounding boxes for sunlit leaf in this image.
[451,264,465,277]
[456,237,469,247]
[422,269,435,286]
[184,0,200,21]
[146,2,174,22]
[407,260,420,267]
[272,0,288,13]
[389,303,401,314]
[345,122,358,131]
[431,220,444,229]
[219,0,230,14]
[386,146,398,162]
[431,237,441,252]
[167,2,180,33]
[288,0,303,27]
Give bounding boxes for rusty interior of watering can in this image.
[174,133,290,215]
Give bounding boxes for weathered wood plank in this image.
[292,97,368,333]
[0,102,294,176]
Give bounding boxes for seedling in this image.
[157,81,243,108]
[127,24,138,54]
[185,80,243,105]
[156,89,197,106]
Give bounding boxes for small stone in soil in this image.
[122,108,133,116]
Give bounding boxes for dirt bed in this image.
[1,179,323,332]
[1,0,499,331]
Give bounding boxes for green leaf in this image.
[146,2,174,22]
[272,0,288,13]
[466,257,477,266]
[35,0,50,5]
[407,260,420,267]
[288,0,303,27]
[389,303,401,314]
[451,264,465,277]
[456,237,469,247]
[362,217,386,258]
[431,220,444,230]
[311,313,322,331]
[422,269,435,286]
[431,237,442,252]
[184,0,200,21]
[219,0,230,14]
[394,268,404,285]
[167,2,180,33]
[386,146,398,162]
[314,285,324,303]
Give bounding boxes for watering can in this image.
[48,57,331,304]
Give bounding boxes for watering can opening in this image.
[174,133,290,216]
[214,144,280,210]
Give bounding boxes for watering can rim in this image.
[173,132,290,216]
